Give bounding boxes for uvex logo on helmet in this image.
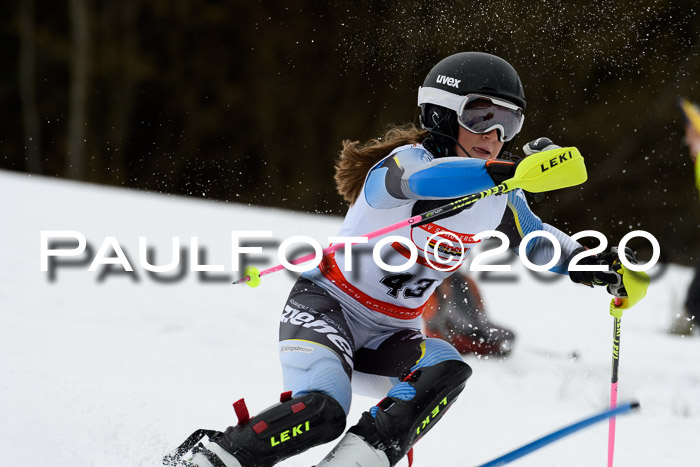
[436,75,461,88]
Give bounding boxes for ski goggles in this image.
[418,87,524,142]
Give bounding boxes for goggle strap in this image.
[417,87,464,112]
[418,87,522,112]
[418,87,524,142]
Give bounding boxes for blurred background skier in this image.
[671,100,700,335]
[422,271,515,357]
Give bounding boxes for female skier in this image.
[176,52,629,467]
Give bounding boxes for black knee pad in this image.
[350,359,472,466]
[213,392,346,467]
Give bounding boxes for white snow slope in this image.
[1,170,698,467]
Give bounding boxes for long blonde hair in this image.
[335,123,429,204]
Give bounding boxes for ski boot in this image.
[317,359,471,466]
[164,391,346,467]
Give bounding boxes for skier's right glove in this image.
[568,247,637,298]
[485,159,518,185]
[522,137,560,155]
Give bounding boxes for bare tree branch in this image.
[19,0,41,174]
[67,0,90,180]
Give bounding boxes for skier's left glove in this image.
[568,247,636,298]
[522,137,560,156]
[485,137,562,185]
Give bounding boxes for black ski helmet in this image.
[418,52,526,157]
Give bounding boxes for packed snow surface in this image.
[1,170,698,466]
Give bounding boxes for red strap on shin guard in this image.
[407,447,414,467]
[280,391,293,403]
[233,398,250,425]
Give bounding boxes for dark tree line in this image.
[2,0,699,264]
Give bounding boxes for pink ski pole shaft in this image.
[607,297,623,467]
[233,184,510,285]
[233,214,423,284]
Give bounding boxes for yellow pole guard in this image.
[609,264,650,318]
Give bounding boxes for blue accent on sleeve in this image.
[507,191,543,256]
[364,167,395,208]
[507,191,574,276]
[407,158,494,198]
[364,146,432,208]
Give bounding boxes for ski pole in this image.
[235,146,587,287]
[606,263,650,466]
[607,297,623,467]
[477,401,640,467]
[235,183,511,286]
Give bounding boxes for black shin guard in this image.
[349,360,472,466]
[212,392,346,467]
